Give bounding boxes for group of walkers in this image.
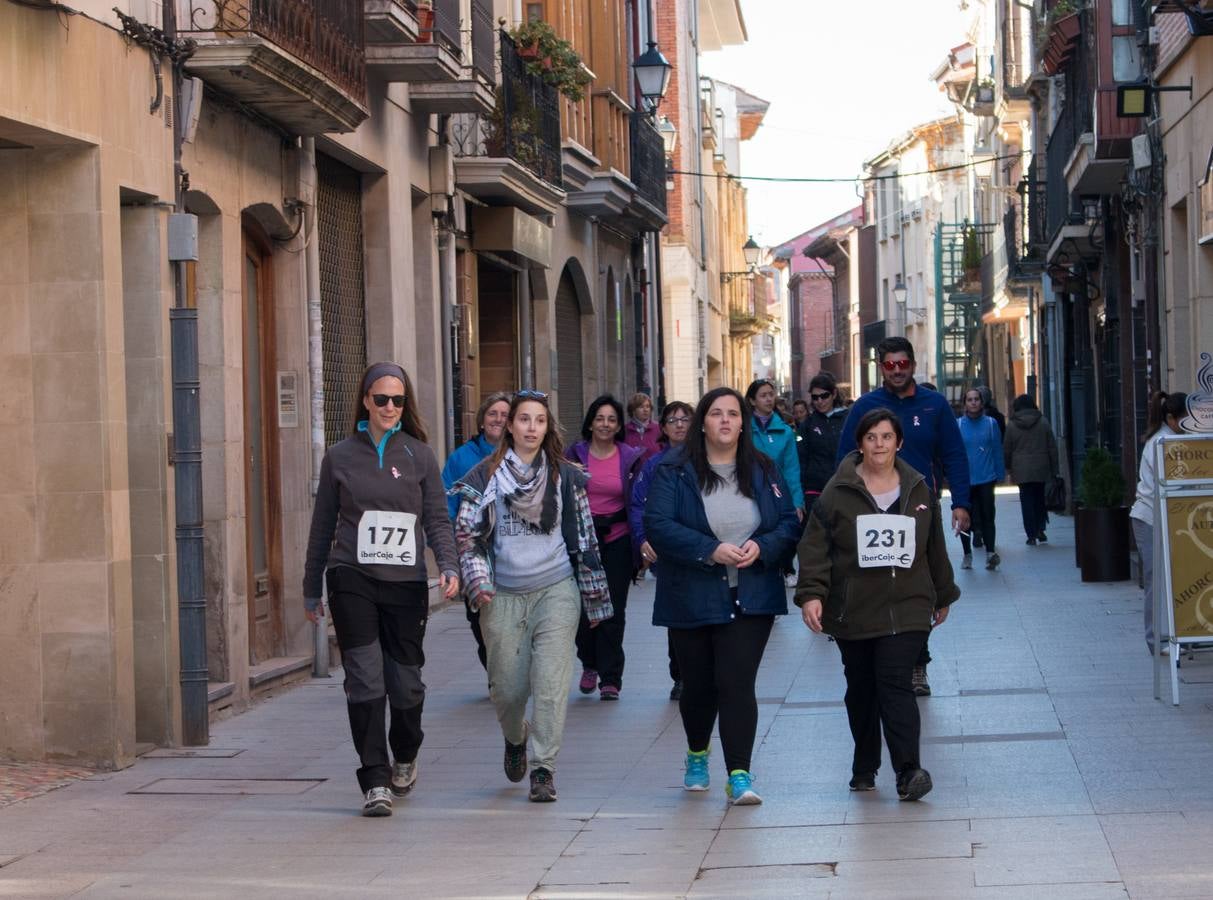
[305,340,1099,817]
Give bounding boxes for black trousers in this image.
[836,631,928,777]
[1019,481,1048,539]
[960,481,997,555]
[576,535,633,689]
[667,630,680,682]
[669,613,775,773]
[327,567,428,793]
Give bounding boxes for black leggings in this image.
[669,614,774,773]
[576,535,633,688]
[960,481,997,554]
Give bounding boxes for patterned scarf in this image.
[492,449,559,534]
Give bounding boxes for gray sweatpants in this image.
[480,576,581,772]
[1133,518,1156,651]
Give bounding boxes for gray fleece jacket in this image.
[303,423,458,604]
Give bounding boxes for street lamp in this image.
[657,115,677,156]
[633,41,672,115]
[722,237,763,283]
[743,236,761,267]
[892,274,908,306]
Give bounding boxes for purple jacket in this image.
[566,440,646,568]
[624,419,663,462]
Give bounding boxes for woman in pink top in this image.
[624,392,663,461]
[566,395,645,700]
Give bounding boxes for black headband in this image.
[360,362,407,396]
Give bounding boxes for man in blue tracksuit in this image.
[835,337,971,697]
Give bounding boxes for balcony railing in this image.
[180,0,366,104]
[432,0,460,51]
[1014,167,1048,273]
[1045,104,1085,242]
[469,0,494,82]
[450,32,562,188]
[630,113,667,217]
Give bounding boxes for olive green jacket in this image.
[794,452,960,641]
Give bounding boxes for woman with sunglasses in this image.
[566,395,645,701]
[644,387,800,805]
[798,372,848,515]
[628,400,694,700]
[451,390,612,802]
[745,379,804,523]
[303,362,460,817]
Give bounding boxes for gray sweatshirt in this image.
[303,425,458,601]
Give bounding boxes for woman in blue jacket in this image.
[745,379,804,521]
[956,388,1006,571]
[644,387,801,806]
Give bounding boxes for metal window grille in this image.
[317,153,367,448]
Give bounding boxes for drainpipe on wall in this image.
[439,224,457,450]
[163,0,208,746]
[302,137,329,679]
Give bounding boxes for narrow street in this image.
[3,494,1211,899]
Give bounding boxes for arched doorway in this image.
[555,264,586,438]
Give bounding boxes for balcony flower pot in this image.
[1053,12,1080,43]
[508,20,593,101]
[416,3,434,43]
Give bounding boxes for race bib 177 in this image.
[357,510,418,566]
[856,514,916,569]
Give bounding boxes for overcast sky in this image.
[699,0,972,248]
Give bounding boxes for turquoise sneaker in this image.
[725,769,762,806]
[684,749,710,791]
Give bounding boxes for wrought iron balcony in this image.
[629,114,668,220]
[367,0,494,113]
[450,31,565,216]
[178,0,367,134]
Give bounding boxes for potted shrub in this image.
[1076,446,1131,582]
[508,20,593,102]
[961,225,983,291]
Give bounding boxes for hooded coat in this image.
[795,452,960,642]
[1003,408,1059,485]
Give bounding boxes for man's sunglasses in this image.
[372,394,406,408]
[516,389,548,400]
[880,359,913,372]
[810,392,832,401]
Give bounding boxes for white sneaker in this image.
[390,759,418,797]
[961,554,972,570]
[362,786,393,817]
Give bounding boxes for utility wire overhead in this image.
[668,152,1027,184]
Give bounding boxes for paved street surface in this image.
[4,492,1213,899]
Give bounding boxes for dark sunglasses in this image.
[880,359,913,372]
[372,394,405,408]
[810,392,832,401]
[516,389,548,400]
